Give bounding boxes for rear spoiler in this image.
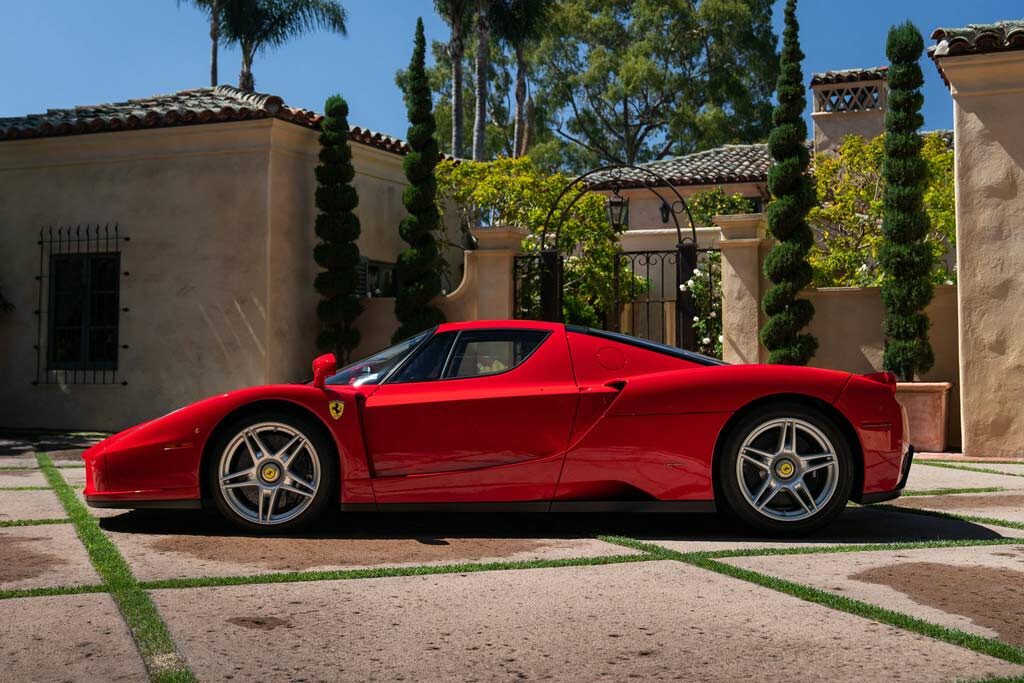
[862,371,897,394]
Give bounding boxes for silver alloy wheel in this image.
[735,417,839,522]
[217,422,321,526]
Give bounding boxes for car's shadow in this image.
[98,504,1011,546]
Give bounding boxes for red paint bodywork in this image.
[83,320,909,509]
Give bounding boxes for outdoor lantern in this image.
[606,189,629,231]
[659,200,672,224]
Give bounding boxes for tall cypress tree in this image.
[314,95,362,364]
[394,17,446,341]
[760,0,817,365]
[880,21,934,380]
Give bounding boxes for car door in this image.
[363,327,579,503]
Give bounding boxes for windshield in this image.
[325,330,431,387]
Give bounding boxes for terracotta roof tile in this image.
[0,85,423,157]
[810,67,888,86]
[588,144,773,189]
[931,20,1024,58]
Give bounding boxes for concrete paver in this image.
[891,492,1024,523]
[0,489,66,521]
[0,469,49,487]
[152,560,1024,682]
[61,466,87,488]
[723,544,1024,646]
[0,593,148,682]
[646,505,1024,554]
[906,463,1024,491]
[0,523,99,591]
[110,527,640,582]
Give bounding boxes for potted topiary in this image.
[879,21,951,452]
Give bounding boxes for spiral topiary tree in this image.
[880,21,934,380]
[314,94,363,364]
[394,17,446,341]
[759,0,817,365]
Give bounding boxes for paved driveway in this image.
[2,436,1023,682]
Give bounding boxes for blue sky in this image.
[3,1,1021,145]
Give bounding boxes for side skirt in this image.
[341,501,716,513]
[85,499,202,510]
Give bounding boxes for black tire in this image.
[207,410,337,534]
[718,402,854,536]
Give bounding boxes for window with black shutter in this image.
[48,253,120,370]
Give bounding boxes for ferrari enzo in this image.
[83,320,913,535]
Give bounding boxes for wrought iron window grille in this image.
[34,224,129,386]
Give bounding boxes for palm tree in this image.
[219,0,348,92]
[471,0,492,161]
[178,0,222,86]
[434,0,472,158]
[491,0,549,157]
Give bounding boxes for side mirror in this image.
[312,353,337,389]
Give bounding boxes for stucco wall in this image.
[940,50,1024,457]
[0,119,413,431]
[804,285,961,446]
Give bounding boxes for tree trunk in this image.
[523,95,535,154]
[450,25,464,158]
[472,7,489,161]
[513,44,527,157]
[209,0,219,87]
[239,46,254,92]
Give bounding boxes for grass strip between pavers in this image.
[37,453,197,683]
[902,486,1005,497]
[919,461,1024,478]
[871,502,1024,531]
[600,535,1024,666]
[0,517,68,528]
[0,584,107,601]
[140,551,657,591]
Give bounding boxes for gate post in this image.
[539,248,563,322]
[676,241,698,349]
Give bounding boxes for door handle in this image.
[579,380,626,394]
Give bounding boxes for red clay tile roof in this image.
[588,144,773,189]
[931,20,1024,58]
[809,67,888,86]
[0,85,415,156]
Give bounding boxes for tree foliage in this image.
[808,133,955,287]
[759,0,817,365]
[687,187,755,226]
[435,156,624,325]
[530,0,779,168]
[219,0,347,92]
[394,18,447,342]
[879,21,934,381]
[313,95,362,363]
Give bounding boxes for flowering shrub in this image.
[681,252,722,358]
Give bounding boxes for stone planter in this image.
[895,382,953,453]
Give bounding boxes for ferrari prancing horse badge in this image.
[328,401,344,420]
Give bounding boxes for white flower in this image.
[710,310,717,318]
[693,268,702,277]
[693,316,700,323]
[718,334,723,342]
[679,284,687,292]
[686,279,695,288]
[944,280,953,285]
[702,337,711,345]
[858,263,868,271]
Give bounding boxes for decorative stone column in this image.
[441,226,528,322]
[716,213,769,365]
[933,39,1024,457]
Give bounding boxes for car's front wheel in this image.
[718,403,853,536]
[208,412,336,533]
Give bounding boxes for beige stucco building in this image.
[0,86,445,430]
[930,21,1024,457]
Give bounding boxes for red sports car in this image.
[83,320,913,535]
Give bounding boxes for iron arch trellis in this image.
[531,164,702,350]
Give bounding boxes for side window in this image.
[390,332,456,383]
[445,330,547,379]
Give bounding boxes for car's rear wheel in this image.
[208,412,336,533]
[718,402,853,536]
